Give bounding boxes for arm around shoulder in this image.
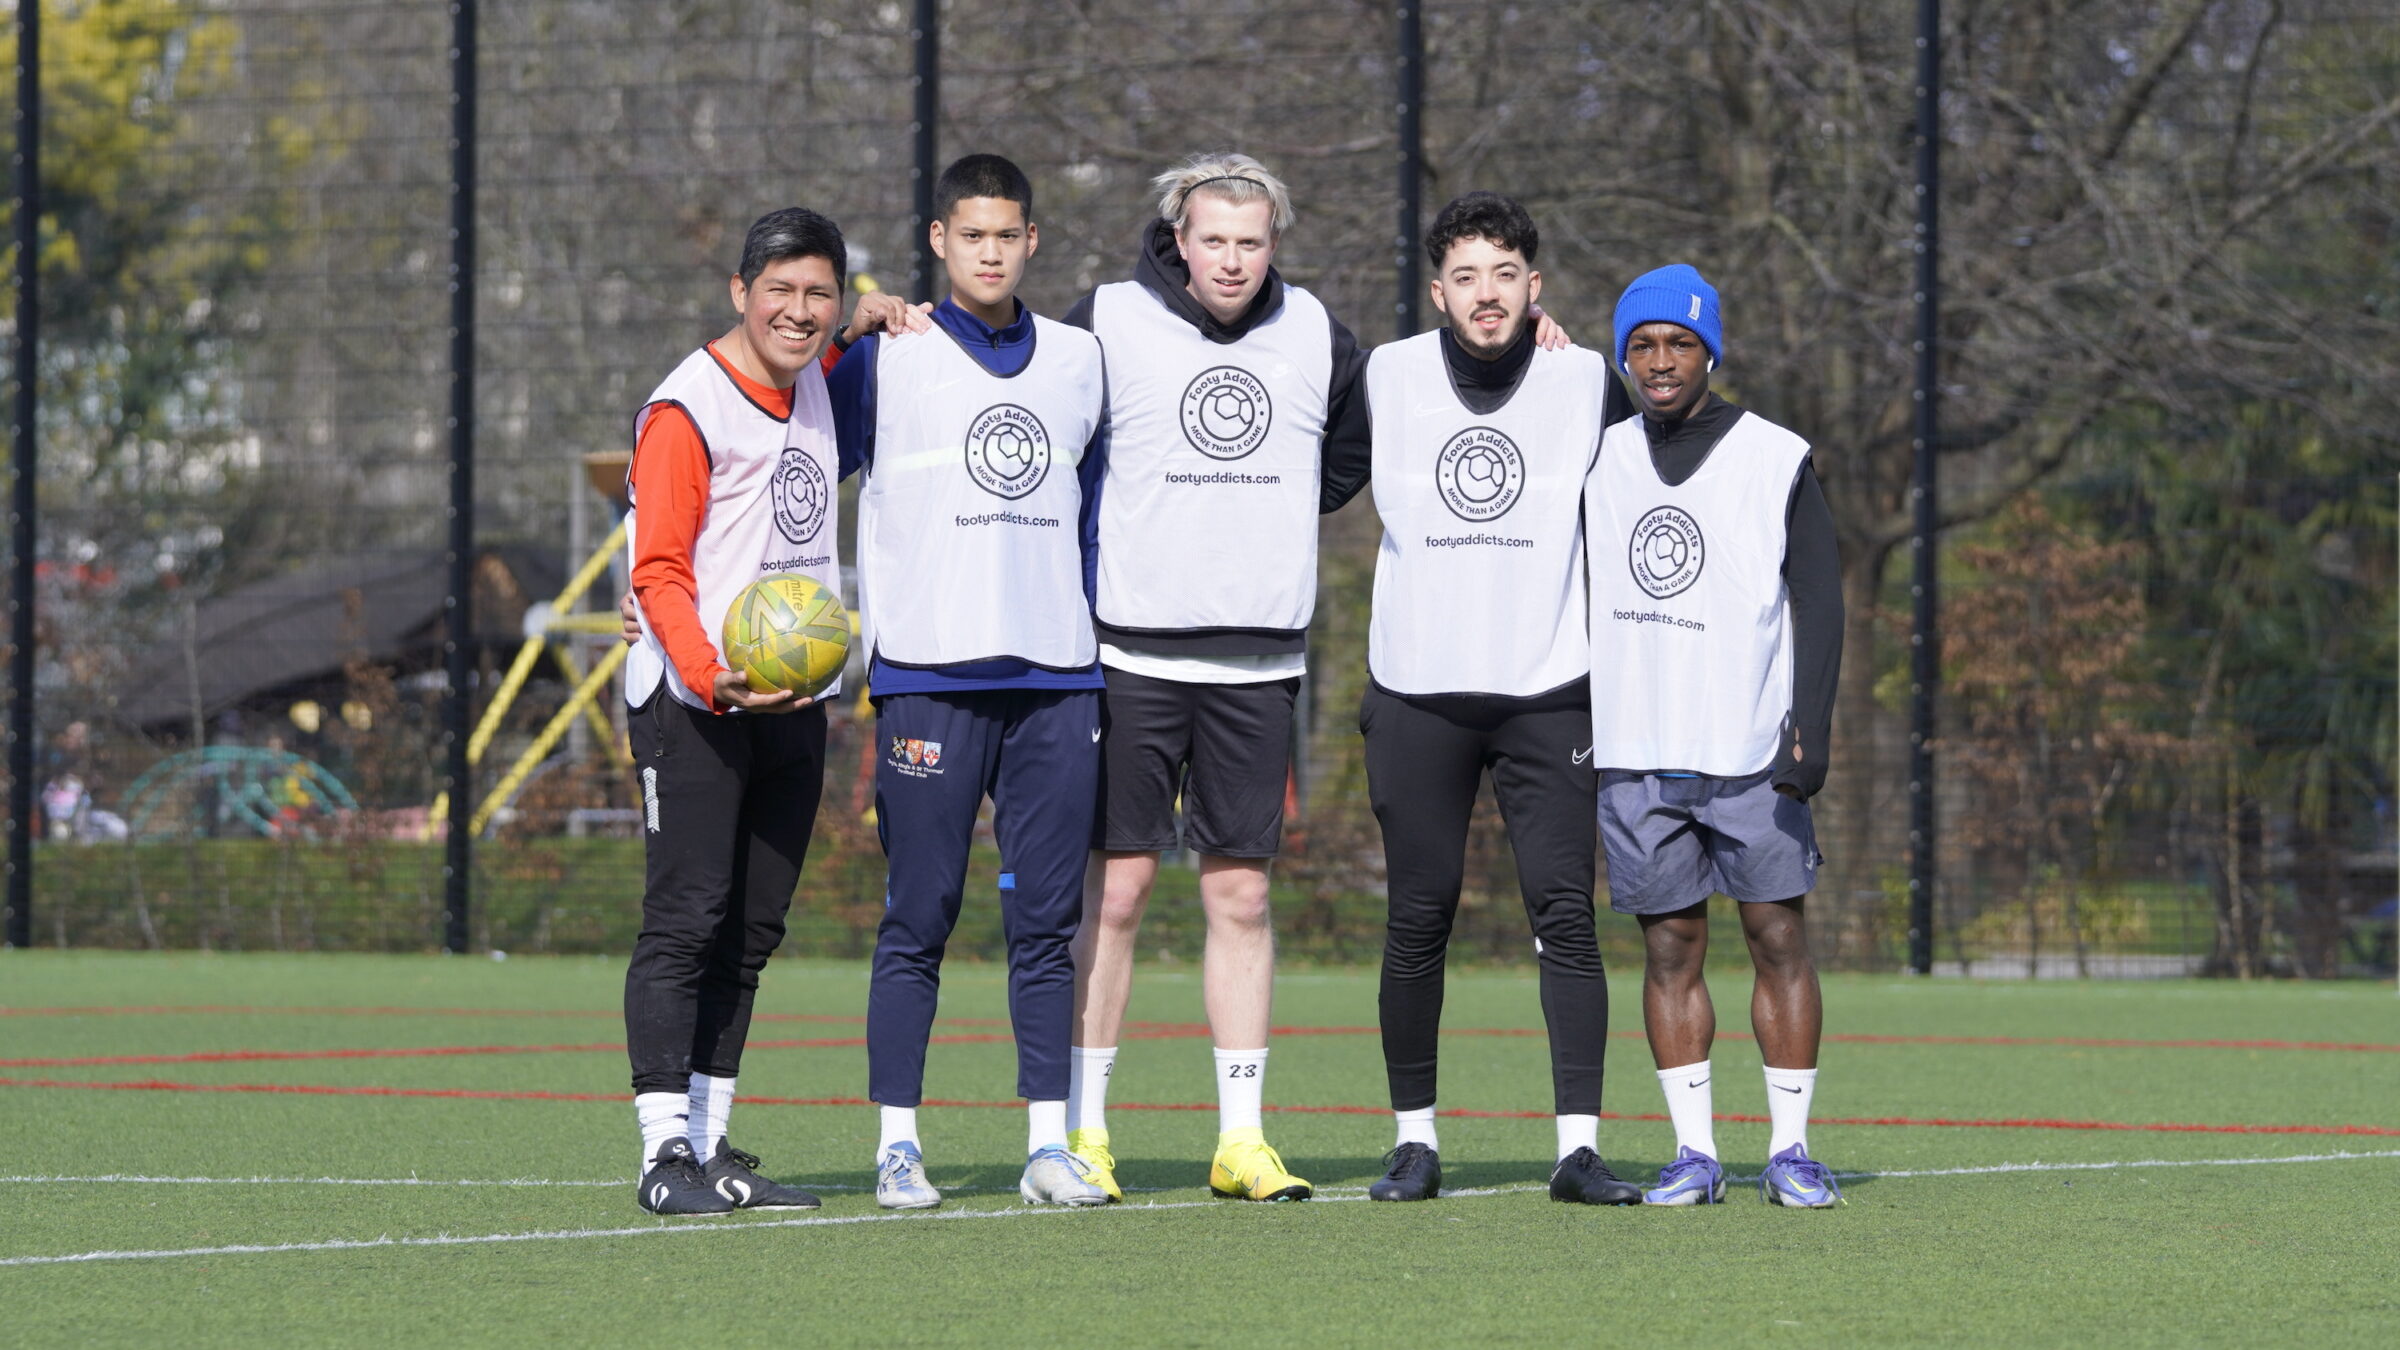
[1318,318,1373,513]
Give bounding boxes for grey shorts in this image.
[1597,770,1821,915]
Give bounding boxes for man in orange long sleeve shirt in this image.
[619,207,854,1215]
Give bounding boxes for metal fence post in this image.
[1907,0,1941,975]
[5,0,40,950]
[910,0,939,305]
[442,0,478,954]
[1394,1,1423,342]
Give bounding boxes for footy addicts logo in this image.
[1180,365,1272,461]
[964,403,1052,500]
[888,736,945,778]
[1436,426,1525,522]
[1629,505,1706,598]
[771,447,830,543]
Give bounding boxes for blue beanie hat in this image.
[1613,263,1723,371]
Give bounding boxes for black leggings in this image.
[623,691,826,1095]
[1362,679,1607,1115]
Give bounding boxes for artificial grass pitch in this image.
[1,953,2395,1348]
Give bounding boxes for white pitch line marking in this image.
[1811,1148,2400,1182]
[0,1196,1228,1267]
[0,1174,625,1188]
[2,1150,2393,1268]
[0,1174,868,1192]
[10,1150,2398,1193]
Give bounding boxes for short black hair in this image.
[738,207,845,288]
[934,153,1035,223]
[1425,192,1537,270]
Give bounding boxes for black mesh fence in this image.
[7,0,2397,976]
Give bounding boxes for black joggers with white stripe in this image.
[623,690,827,1095]
[1361,677,1609,1116]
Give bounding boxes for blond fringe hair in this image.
[1152,153,1295,236]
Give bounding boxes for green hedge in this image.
[27,838,1398,961]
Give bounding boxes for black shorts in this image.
[1093,667,1298,859]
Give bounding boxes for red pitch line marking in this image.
[8,1006,2395,1055]
[0,1005,1014,1029]
[1252,1025,2400,1055]
[0,1023,1194,1069]
[0,1032,1019,1070]
[2,1076,2394,1138]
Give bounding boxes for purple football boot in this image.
[1642,1145,1727,1205]
[1758,1143,1844,1208]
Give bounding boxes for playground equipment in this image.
[120,746,361,840]
[426,513,635,839]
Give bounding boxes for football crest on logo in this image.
[1179,366,1273,461]
[888,735,944,777]
[1629,505,1705,598]
[963,403,1052,499]
[771,447,830,544]
[1435,426,1525,522]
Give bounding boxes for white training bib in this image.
[625,347,843,711]
[1364,333,1606,697]
[1089,280,1331,640]
[857,317,1104,670]
[1585,409,1810,774]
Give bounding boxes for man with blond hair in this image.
[1055,154,1363,1202]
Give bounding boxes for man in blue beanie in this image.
[1583,262,1848,1207]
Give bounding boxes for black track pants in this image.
[1362,679,1607,1115]
[623,690,827,1095]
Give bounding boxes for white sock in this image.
[1395,1105,1438,1151]
[1028,1099,1068,1155]
[1556,1113,1599,1161]
[877,1105,919,1163]
[686,1073,735,1159]
[1657,1061,1718,1159]
[1764,1066,1817,1154]
[1214,1047,1267,1135]
[1068,1046,1117,1135]
[635,1091,688,1174]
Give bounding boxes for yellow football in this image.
[720,573,851,699]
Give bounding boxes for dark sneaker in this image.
[702,1140,823,1211]
[1759,1143,1845,1208]
[636,1137,735,1215]
[1548,1147,1644,1205]
[1369,1142,1442,1202]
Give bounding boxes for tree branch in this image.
[2090,0,2216,168]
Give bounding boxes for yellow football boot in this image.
[1208,1127,1312,1202]
[1066,1127,1122,1203]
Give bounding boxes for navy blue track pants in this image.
[866,689,1099,1106]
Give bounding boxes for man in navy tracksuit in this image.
[826,153,1114,1210]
